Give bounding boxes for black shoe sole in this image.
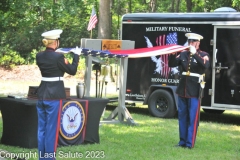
[174,144,186,148]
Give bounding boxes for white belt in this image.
[182,72,200,77]
[182,72,204,84]
[41,77,64,81]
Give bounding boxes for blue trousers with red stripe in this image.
[36,100,62,160]
[178,96,200,148]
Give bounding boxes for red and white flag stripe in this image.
[87,7,98,31]
[110,44,189,58]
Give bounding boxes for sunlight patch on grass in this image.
[224,110,240,115]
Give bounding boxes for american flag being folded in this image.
[56,44,188,58]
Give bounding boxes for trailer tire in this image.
[202,109,225,114]
[148,90,176,118]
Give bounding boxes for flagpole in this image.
[90,29,92,39]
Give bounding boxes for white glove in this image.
[189,45,196,54]
[72,46,81,55]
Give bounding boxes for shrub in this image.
[63,54,86,78]
[0,45,25,68]
[27,47,44,64]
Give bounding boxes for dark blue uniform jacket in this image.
[168,50,210,98]
[36,48,79,100]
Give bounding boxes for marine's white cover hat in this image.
[185,33,203,41]
[41,29,63,39]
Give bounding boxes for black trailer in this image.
[121,7,240,118]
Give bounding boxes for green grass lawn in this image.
[0,106,239,160]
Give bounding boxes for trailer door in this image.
[212,24,240,108]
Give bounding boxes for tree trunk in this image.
[176,0,181,12]
[98,0,111,39]
[171,0,175,12]
[149,0,157,12]
[185,0,192,12]
[128,0,132,13]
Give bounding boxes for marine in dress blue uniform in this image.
[36,29,81,159]
[168,33,210,149]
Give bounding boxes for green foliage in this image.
[77,56,86,78]
[78,56,86,71]
[64,54,86,78]
[233,0,240,9]
[26,47,45,65]
[204,0,235,12]
[1,0,240,68]
[0,0,95,56]
[0,45,25,68]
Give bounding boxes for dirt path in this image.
[0,65,117,97]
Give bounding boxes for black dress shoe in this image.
[174,144,186,148]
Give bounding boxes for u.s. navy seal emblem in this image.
[60,101,85,140]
